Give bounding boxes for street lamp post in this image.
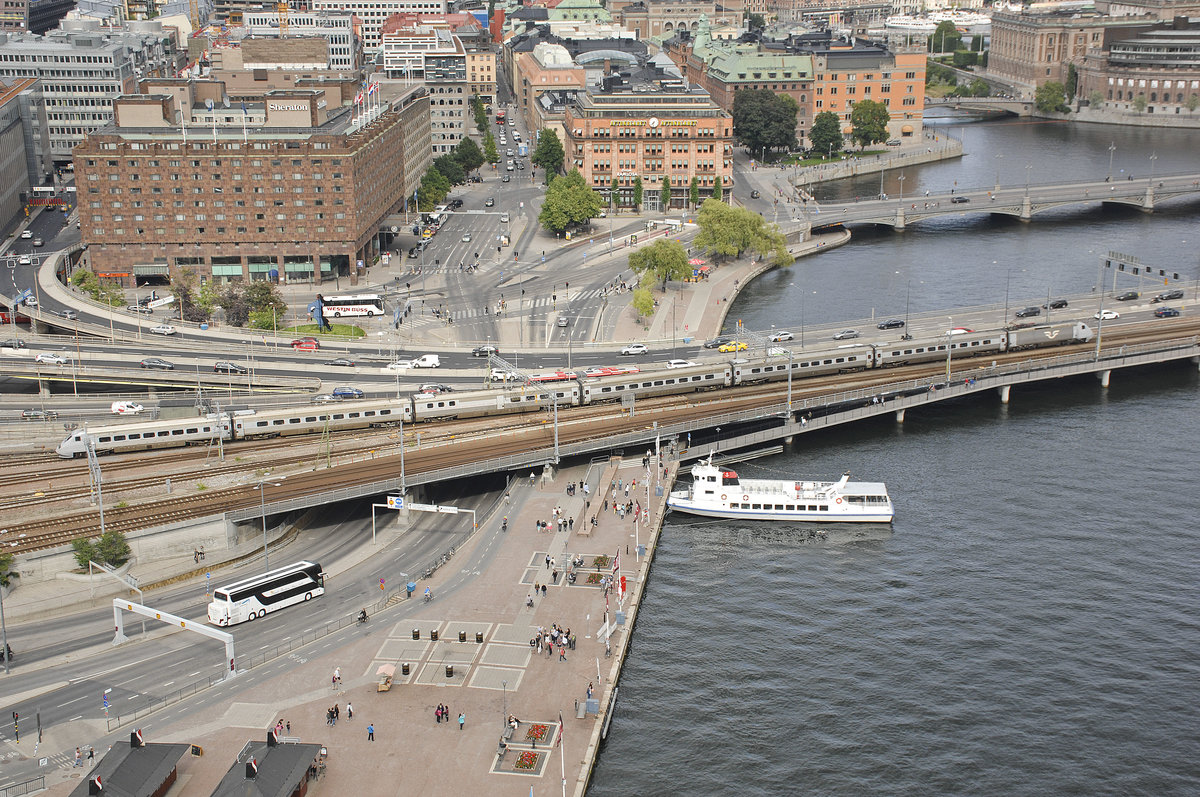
[1107,142,1116,181]
[994,152,1003,191]
[898,173,905,204]
[1024,163,1032,195]
[879,167,886,200]
[945,322,953,384]
[258,476,285,571]
[1148,151,1158,185]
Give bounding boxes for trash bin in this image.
[412,628,420,640]
[431,629,439,641]
[458,630,467,642]
[445,664,454,678]
[476,632,484,643]
[401,662,410,675]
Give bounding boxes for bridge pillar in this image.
[784,435,794,445]
[1019,197,1032,222]
[894,409,905,424]
[1142,186,1155,212]
[37,376,50,398]
[892,206,906,232]
[1097,370,1111,388]
[997,385,1011,404]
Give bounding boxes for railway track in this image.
[2,324,1194,554]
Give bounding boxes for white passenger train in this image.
[56,322,1093,458]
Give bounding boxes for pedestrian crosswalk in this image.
[402,287,610,326]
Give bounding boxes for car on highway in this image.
[886,139,902,147]
[324,357,355,367]
[19,230,31,239]
[489,367,516,382]
[1151,290,1184,303]
[407,354,440,368]
[703,336,733,349]
[471,344,500,357]
[620,343,649,355]
[718,341,748,352]
[149,324,176,335]
[1015,306,1041,318]
[516,161,525,170]
[946,327,974,335]
[585,366,640,378]
[666,359,698,369]
[1154,306,1180,318]
[832,329,860,340]
[449,199,463,209]
[311,394,341,404]
[17,254,31,265]
[32,237,43,247]
[951,196,970,204]
[331,386,364,399]
[417,383,453,395]
[506,163,514,171]
[500,213,510,223]
[140,357,174,370]
[60,309,78,320]
[292,337,320,351]
[750,190,761,199]
[1115,291,1139,301]
[485,197,495,207]
[768,331,794,342]
[876,319,906,330]
[557,316,570,327]
[35,352,67,364]
[1043,298,1069,309]
[507,149,514,157]
[111,401,144,415]
[21,408,57,420]
[502,174,511,183]
[1093,309,1119,320]
[1,339,28,349]
[213,361,248,374]
[22,296,36,307]
[462,233,472,242]
[127,304,154,315]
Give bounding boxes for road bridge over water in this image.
[795,171,1200,232]
[925,96,1036,117]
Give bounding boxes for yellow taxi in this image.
[718,341,748,353]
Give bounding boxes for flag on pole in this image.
[557,712,564,747]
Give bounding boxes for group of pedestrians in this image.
[434,703,465,729]
[326,702,351,725]
[530,623,575,660]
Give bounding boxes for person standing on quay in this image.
[458,713,465,731]
[367,724,375,741]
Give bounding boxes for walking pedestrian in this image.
[545,554,551,569]
[458,713,465,731]
[587,682,593,700]
[346,702,353,720]
[552,568,558,583]
[334,667,341,686]
[74,748,82,767]
[559,646,567,661]
[541,584,547,597]
[436,704,443,723]
[367,723,375,741]
[87,747,95,764]
[568,518,574,530]
[286,721,291,735]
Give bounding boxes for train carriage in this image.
[56,416,229,458]
[582,363,732,405]
[1006,321,1093,350]
[233,400,407,440]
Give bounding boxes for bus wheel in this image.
[248,611,257,620]
[304,592,312,601]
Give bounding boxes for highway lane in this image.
[0,485,500,736]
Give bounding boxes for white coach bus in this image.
[207,561,326,626]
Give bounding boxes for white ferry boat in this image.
[667,457,894,523]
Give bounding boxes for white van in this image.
[411,354,441,368]
[111,401,145,415]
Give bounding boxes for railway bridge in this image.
[791,171,1200,233]
[8,327,1199,564]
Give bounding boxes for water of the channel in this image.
[587,119,1200,795]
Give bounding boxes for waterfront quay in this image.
[18,455,675,797]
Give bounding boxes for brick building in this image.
[74,79,430,286]
[563,62,734,210]
[1077,17,1200,115]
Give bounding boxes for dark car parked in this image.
[703,336,733,349]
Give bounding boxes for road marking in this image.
[55,696,87,708]
[187,671,201,677]
[68,650,180,682]
[68,716,82,722]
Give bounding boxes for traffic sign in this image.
[386,495,404,509]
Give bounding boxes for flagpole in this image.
[558,712,566,797]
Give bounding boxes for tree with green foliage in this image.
[72,529,132,570]
[1131,94,1147,113]
[747,12,765,29]
[1187,93,1199,112]
[244,280,287,329]
[1065,64,1078,99]
[971,34,986,52]
[0,550,17,588]
[629,238,691,290]
[732,88,798,158]
[454,136,485,174]
[952,50,978,68]
[689,176,700,208]
[470,95,488,133]
[660,175,672,209]
[419,167,451,210]
[218,285,249,327]
[694,198,791,266]
[532,128,565,177]
[537,169,603,233]
[610,177,619,208]
[70,268,125,306]
[632,287,655,318]
[1087,90,1104,107]
[809,111,842,157]
[434,154,466,185]
[632,176,644,209]
[484,130,499,164]
[169,268,209,322]
[929,21,962,53]
[925,62,958,87]
[196,279,219,316]
[1035,81,1069,113]
[849,100,891,150]
[713,174,723,202]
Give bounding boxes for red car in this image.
[292,337,320,351]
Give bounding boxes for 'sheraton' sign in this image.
[268,103,309,112]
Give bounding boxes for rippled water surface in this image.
[588,121,1200,796]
